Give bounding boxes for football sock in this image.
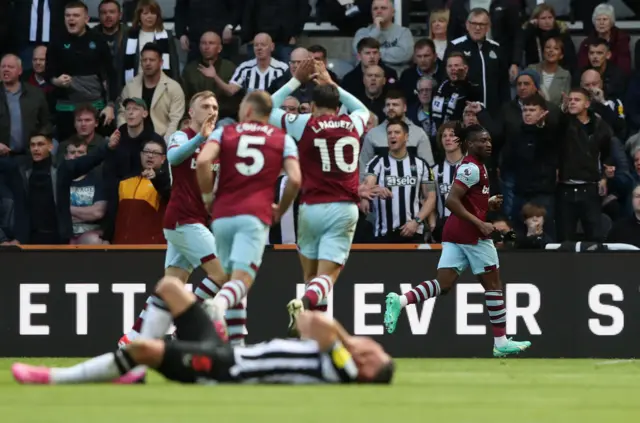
[126,297,155,341]
[402,280,441,307]
[226,302,247,346]
[139,295,173,339]
[311,297,328,313]
[50,350,136,384]
[301,275,332,309]
[194,277,220,302]
[210,280,247,312]
[485,290,508,347]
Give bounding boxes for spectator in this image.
[56,104,108,165]
[240,0,311,62]
[526,36,571,107]
[360,90,434,181]
[217,33,288,95]
[447,0,523,83]
[268,48,315,101]
[356,65,387,124]
[123,0,180,85]
[299,101,312,114]
[113,138,169,244]
[431,51,483,130]
[0,54,51,158]
[430,121,464,242]
[96,0,129,94]
[516,202,553,249]
[407,76,438,146]
[46,1,117,141]
[353,0,414,74]
[580,69,626,141]
[509,94,558,237]
[307,45,341,84]
[118,43,185,140]
[626,70,640,136]
[0,157,27,244]
[174,0,240,62]
[607,184,640,247]
[462,104,479,127]
[556,87,612,242]
[489,215,517,249]
[342,37,398,98]
[65,140,107,245]
[429,9,449,61]
[444,8,511,116]
[362,119,436,243]
[399,39,443,106]
[24,45,55,109]
[520,4,577,75]
[579,38,627,100]
[316,0,373,34]
[577,3,631,76]
[281,96,300,114]
[181,31,238,122]
[18,131,118,244]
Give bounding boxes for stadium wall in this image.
[0,246,638,358]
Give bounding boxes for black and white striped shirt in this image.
[230,58,288,93]
[366,153,435,237]
[228,339,358,384]
[267,175,299,245]
[433,157,463,218]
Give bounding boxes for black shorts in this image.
[156,303,235,384]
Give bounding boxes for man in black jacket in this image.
[95,0,129,95]
[444,8,511,116]
[341,37,398,97]
[0,157,28,244]
[580,68,626,141]
[556,88,612,242]
[240,0,310,62]
[579,38,627,100]
[399,38,444,106]
[17,131,119,244]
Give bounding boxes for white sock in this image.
[211,280,247,313]
[50,353,121,384]
[494,336,508,348]
[140,296,173,339]
[400,295,408,308]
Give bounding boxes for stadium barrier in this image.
[0,245,638,358]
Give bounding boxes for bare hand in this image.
[100,106,115,126]
[289,37,296,45]
[0,144,11,156]
[359,199,370,214]
[561,92,570,112]
[180,35,190,51]
[198,62,217,79]
[108,129,121,149]
[400,220,419,237]
[374,17,383,29]
[200,114,217,138]
[222,27,234,44]
[378,186,393,199]
[598,179,608,196]
[604,165,616,179]
[313,61,334,86]
[590,87,605,103]
[465,101,482,114]
[509,65,519,82]
[55,74,72,88]
[294,58,316,83]
[142,168,156,179]
[478,221,495,237]
[271,203,282,223]
[488,195,503,211]
[533,110,549,125]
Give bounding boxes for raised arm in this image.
[167,116,216,165]
[196,127,224,201]
[269,78,311,140]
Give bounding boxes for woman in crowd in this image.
[122,0,180,84]
[527,37,571,107]
[520,4,576,75]
[577,3,631,75]
[428,9,449,61]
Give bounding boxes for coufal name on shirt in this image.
[235,123,274,135]
[311,120,354,133]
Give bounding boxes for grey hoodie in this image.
[353,23,414,74]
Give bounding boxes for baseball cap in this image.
[123,97,148,110]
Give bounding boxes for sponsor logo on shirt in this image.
[386,175,417,187]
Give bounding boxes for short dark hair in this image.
[414,38,436,54]
[468,7,490,20]
[99,0,121,12]
[489,214,512,227]
[569,87,592,99]
[30,132,53,142]
[68,136,87,150]
[65,1,88,12]
[385,89,406,104]
[521,93,548,110]
[587,37,610,50]
[387,118,409,134]
[74,104,98,119]
[369,360,395,384]
[307,45,328,59]
[446,51,468,66]
[464,124,489,142]
[312,84,340,110]
[244,90,273,117]
[141,42,163,57]
[356,37,381,53]
[544,36,564,54]
[143,139,166,154]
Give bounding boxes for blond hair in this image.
[429,9,450,39]
[189,90,216,109]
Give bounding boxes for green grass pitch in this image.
[0,358,639,423]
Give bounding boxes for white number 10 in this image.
[235,135,266,176]
[313,136,360,173]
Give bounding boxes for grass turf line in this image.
[0,358,638,423]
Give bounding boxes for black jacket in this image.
[558,112,612,183]
[0,157,28,243]
[577,62,628,100]
[590,98,626,141]
[0,82,51,154]
[18,145,110,243]
[174,0,241,42]
[240,0,310,44]
[9,0,72,51]
[399,62,445,106]
[607,216,640,247]
[447,0,524,67]
[444,35,511,115]
[509,123,559,195]
[519,22,577,75]
[341,63,398,100]
[431,78,483,129]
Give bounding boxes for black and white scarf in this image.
[123,28,172,84]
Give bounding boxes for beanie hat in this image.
[517,69,541,90]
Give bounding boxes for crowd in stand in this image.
[1,0,640,249]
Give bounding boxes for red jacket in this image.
[577,27,631,75]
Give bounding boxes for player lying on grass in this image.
[13,276,395,385]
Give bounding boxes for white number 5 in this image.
[235,135,265,176]
[314,136,360,173]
